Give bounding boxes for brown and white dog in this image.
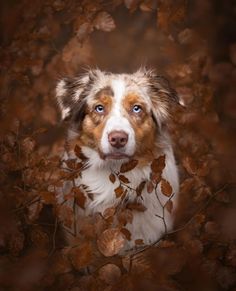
[56,68,179,249]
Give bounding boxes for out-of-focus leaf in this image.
[97,228,125,257]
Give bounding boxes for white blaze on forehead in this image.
[100,77,136,156]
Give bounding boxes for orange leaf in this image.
[182,156,197,175]
[135,239,144,246]
[127,202,147,212]
[147,181,154,193]
[119,174,130,184]
[98,264,121,285]
[97,228,125,257]
[114,186,124,198]
[117,209,133,226]
[136,181,146,196]
[120,159,138,173]
[109,173,116,183]
[70,241,93,269]
[120,227,132,241]
[161,179,173,197]
[151,155,166,173]
[40,191,55,205]
[73,187,86,209]
[103,207,116,220]
[165,200,173,213]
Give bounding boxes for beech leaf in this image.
[161,179,173,197]
[97,228,125,257]
[120,159,138,173]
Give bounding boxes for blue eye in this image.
[132,105,142,113]
[95,105,105,113]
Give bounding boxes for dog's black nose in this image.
[108,131,128,148]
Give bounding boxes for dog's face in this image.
[56,68,178,163]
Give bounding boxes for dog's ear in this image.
[137,68,180,125]
[55,69,103,121]
[55,74,89,121]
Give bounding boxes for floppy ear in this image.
[55,73,90,121]
[142,69,180,125]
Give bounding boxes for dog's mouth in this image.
[105,153,131,160]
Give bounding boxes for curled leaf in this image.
[97,228,125,257]
[98,263,121,285]
[119,174,130,184]
[127,202,147,212]
[93,12,116,32]
[136,181,146,196]
[114,185,124,198]
[120,159,138,173]
[151,155,166,173]
[109,173,116,183]
[161,179,173,197]
[73,187,86,209]
[147,181,154,193]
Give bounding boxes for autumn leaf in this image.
[109,173,116,183]
[120,159,138,173]
[93,12,116,32]
[165,200,173,213]
[57,205,73,228]
[97,228,125,257]
[70,241,93,270]
[39,191,56,205]
[103,207,116,220]
[119,174,130,184]
[98,264,121,285]
[114,185,124,198]
[73,187,86,209]
[182,156,198,175]
[135,239,144,246]
[151,155,166,173]
[147,181,154,193]
[127,202,147,212]
[136,181,146,196]
[161,179,173,197]
[117,209,133,226]
[120,227,132,241]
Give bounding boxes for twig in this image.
[49,217,58,256]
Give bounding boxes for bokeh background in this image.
[0,0,236,290]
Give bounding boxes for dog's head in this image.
[56,68,179,163]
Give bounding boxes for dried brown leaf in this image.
[103,207,116,220]
[136,181,146,196]
[151,155,166,173]
[120,159,138,173]
[93,12,116,32]
[120,227,131,241]
[119,174,130,184]
[114,185,124,198]
[127,202,147,212]
[98,263,121,285]
[117,209,133,226]
[165,200,173,213]
[70,241,93,270]
[97,228,125,257]
[109,173,116,183]
[135,239,144,246]
[161,179,173,197]
[182,156,198,175]
[147,181,154,193]
[73,187,86,209]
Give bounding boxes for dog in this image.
[55,68,179,250]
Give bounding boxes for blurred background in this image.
[0,0,236,290]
